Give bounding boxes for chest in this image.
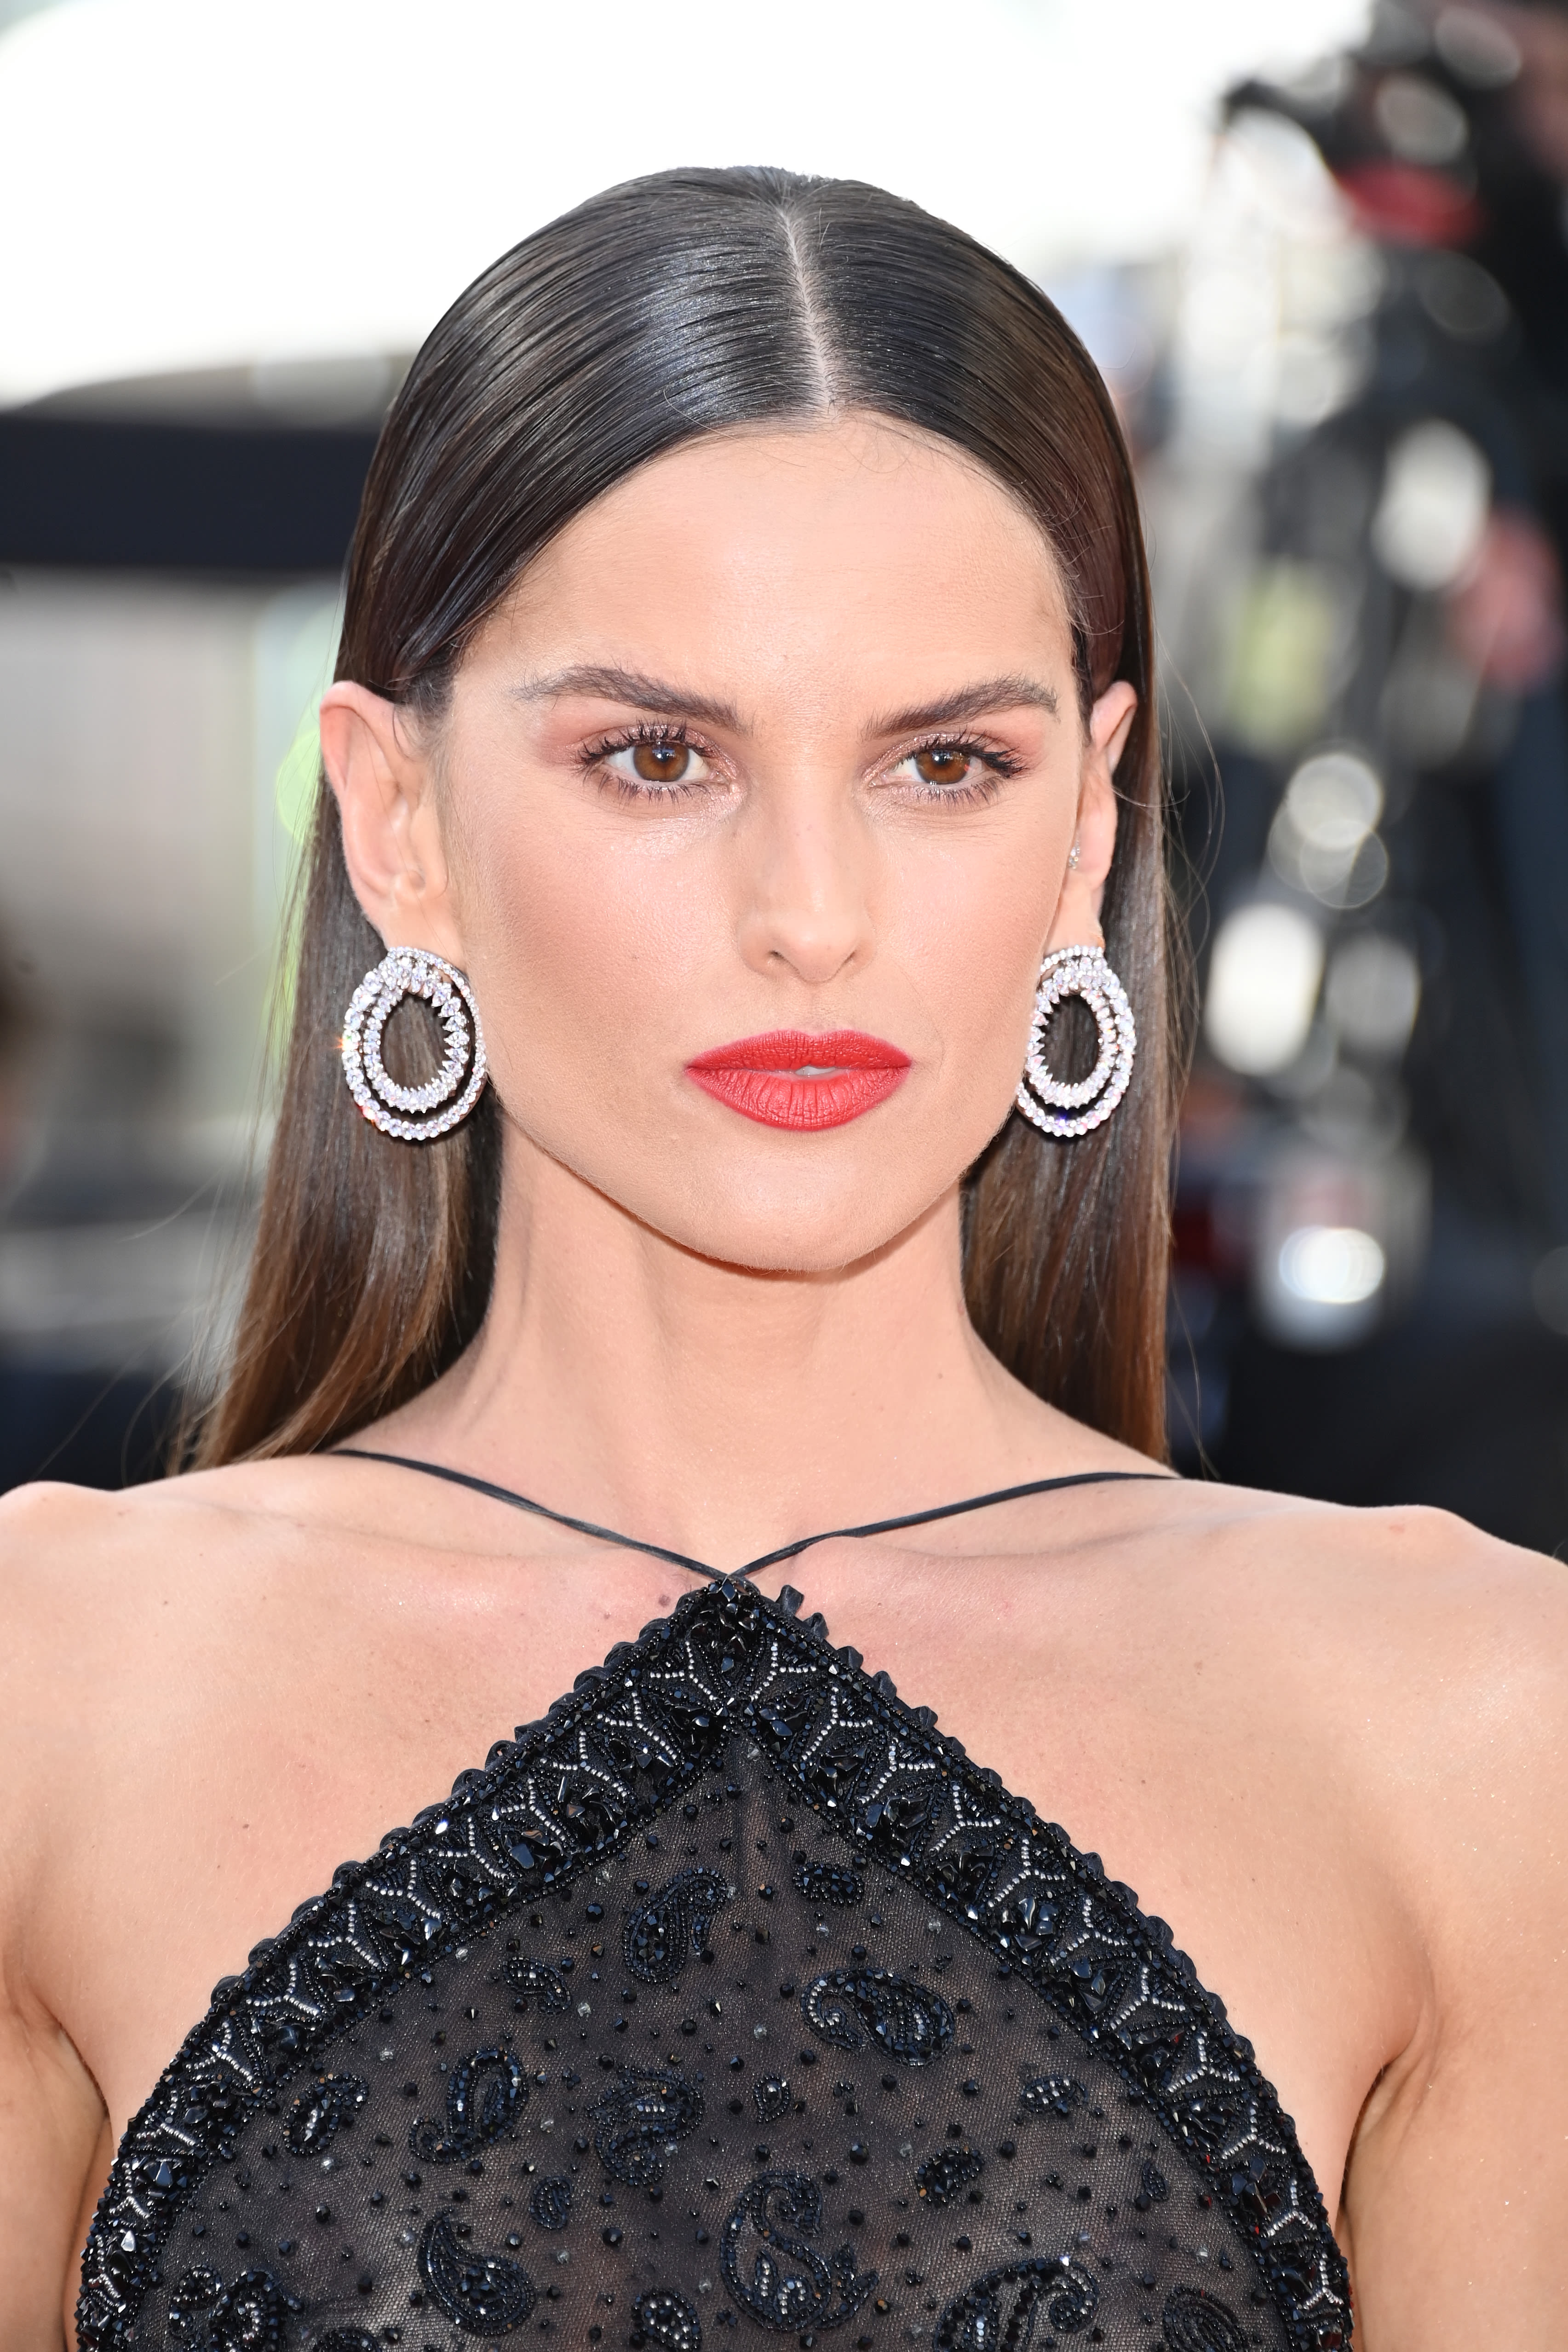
[44,1548,1409,2222]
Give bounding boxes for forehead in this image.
[471,415,1075,700]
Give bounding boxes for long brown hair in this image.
[197,166,1177,1468]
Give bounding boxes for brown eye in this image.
[631,740,691,784]
[912,745,973,787]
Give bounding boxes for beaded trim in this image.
[77,1578,1349,2349]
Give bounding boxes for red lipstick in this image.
[686,1029,911,1130]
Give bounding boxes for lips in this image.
[686,1029,912,1131]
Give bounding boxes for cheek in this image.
[892,839,1053,1091]
[459,806,719,1082]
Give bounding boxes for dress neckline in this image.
[77,1566,1350,2352]
[331,1447,1172,1581]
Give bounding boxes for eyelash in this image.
[896,735,1022,803]
[577,722,1023,803]
[579,722,710,801]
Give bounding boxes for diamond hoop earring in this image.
[340,947,488,1142]
[1016,944,1136,1139]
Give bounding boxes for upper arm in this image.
[1336,1510,1568,2346]
[0,1483,115,2350]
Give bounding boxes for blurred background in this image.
[2,0,1566,1549]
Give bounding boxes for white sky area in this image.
[0,0,1371,403]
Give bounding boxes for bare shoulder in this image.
[0,1453,337,1558]
[1139,1478,1568,1919]
[1069,1474,1568,1852]
[0,1455,347,1633]
[0,1472,213,1691]
[1127,1470,1568,1649]
[0,1459,369,1789]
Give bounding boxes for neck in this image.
[392,1126,1068,1570]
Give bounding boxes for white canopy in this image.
[0,0,1369,406]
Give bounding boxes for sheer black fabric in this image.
[78,1575,1350,2352]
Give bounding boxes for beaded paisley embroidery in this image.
[78,1578,1350,2350]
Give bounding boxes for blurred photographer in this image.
[1175,0,1568,1548]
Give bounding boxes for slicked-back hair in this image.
[197,166,1178,1467]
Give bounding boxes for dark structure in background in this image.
[1174,0,1568,1550]
[0,377,380,1489]
[0,1365,178,1491]
[0,412,377,574]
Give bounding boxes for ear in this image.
[318,682,468,965]
[1044,681,1137,953]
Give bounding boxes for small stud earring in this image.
[1067,842,1081,868]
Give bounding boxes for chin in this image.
[656,1179,933,1278]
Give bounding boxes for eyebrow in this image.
[510,664,744,731]
[867,675,1059,732]
[510,663,1058,734]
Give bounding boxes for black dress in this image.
[76,1464,1351,2352]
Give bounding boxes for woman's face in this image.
[327,415,1133,1273]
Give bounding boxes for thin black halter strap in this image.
[331,1447,1171,1581]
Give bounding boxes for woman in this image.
[2,168,1562,2352]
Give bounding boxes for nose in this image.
[732,777,876,987]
